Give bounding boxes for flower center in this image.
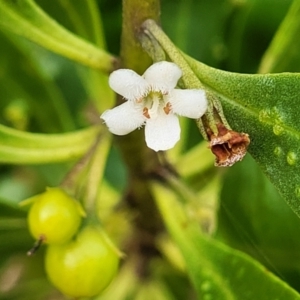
[142,92,171,119]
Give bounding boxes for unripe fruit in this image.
[45,226,119,298]
[27,187,84,244]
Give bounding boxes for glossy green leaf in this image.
[0,124,101,164]
[184,56,300,218]
[0,0,115,72]
[152,182,300,300]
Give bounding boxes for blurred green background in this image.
[1,0,300,299]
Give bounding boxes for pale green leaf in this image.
[0,0,115,72]
[0,124,101,164]
[152,182,300,300]
[185,56,300,218]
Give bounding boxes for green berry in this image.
[45,226,119,298]
[27,187,84,244]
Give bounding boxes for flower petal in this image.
[109,69,149,100]
[167,89,207,118]
[143,61,182,93]
[145,112,180,151]
[101,101,146,135]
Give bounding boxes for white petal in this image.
[143,61,182,93]
[109,69,149,100]
[167,89,207,119]
[101,101,146,135]
[145,112,180,151]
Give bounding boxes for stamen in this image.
[143,107,150,119]
[163,102,172,115]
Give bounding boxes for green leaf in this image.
[34,0,114,111]
[259,0,300,73]
[37,0,106,48]
[185,56,300,218]
[0,0,115,72]
[140,19,300,218]
[0,124,101,164]
[152,182,300,300]
[218,155,300,277]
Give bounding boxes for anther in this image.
[143,107,150,119]
[163,102,172,115]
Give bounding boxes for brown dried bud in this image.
[207,123,250,167]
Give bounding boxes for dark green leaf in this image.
[186,56,300,218]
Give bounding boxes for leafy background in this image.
[1,0,300,299]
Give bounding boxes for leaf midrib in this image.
[204,82,300,140]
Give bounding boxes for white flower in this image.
[101,61,207,152]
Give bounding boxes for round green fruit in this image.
[45,226,119,298]
[28,187,84,244]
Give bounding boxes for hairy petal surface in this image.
[143,61,182,93]
[101,101,146,135]
[145,112,180,151]
[109,69,149,101]
[168,89,207,118]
